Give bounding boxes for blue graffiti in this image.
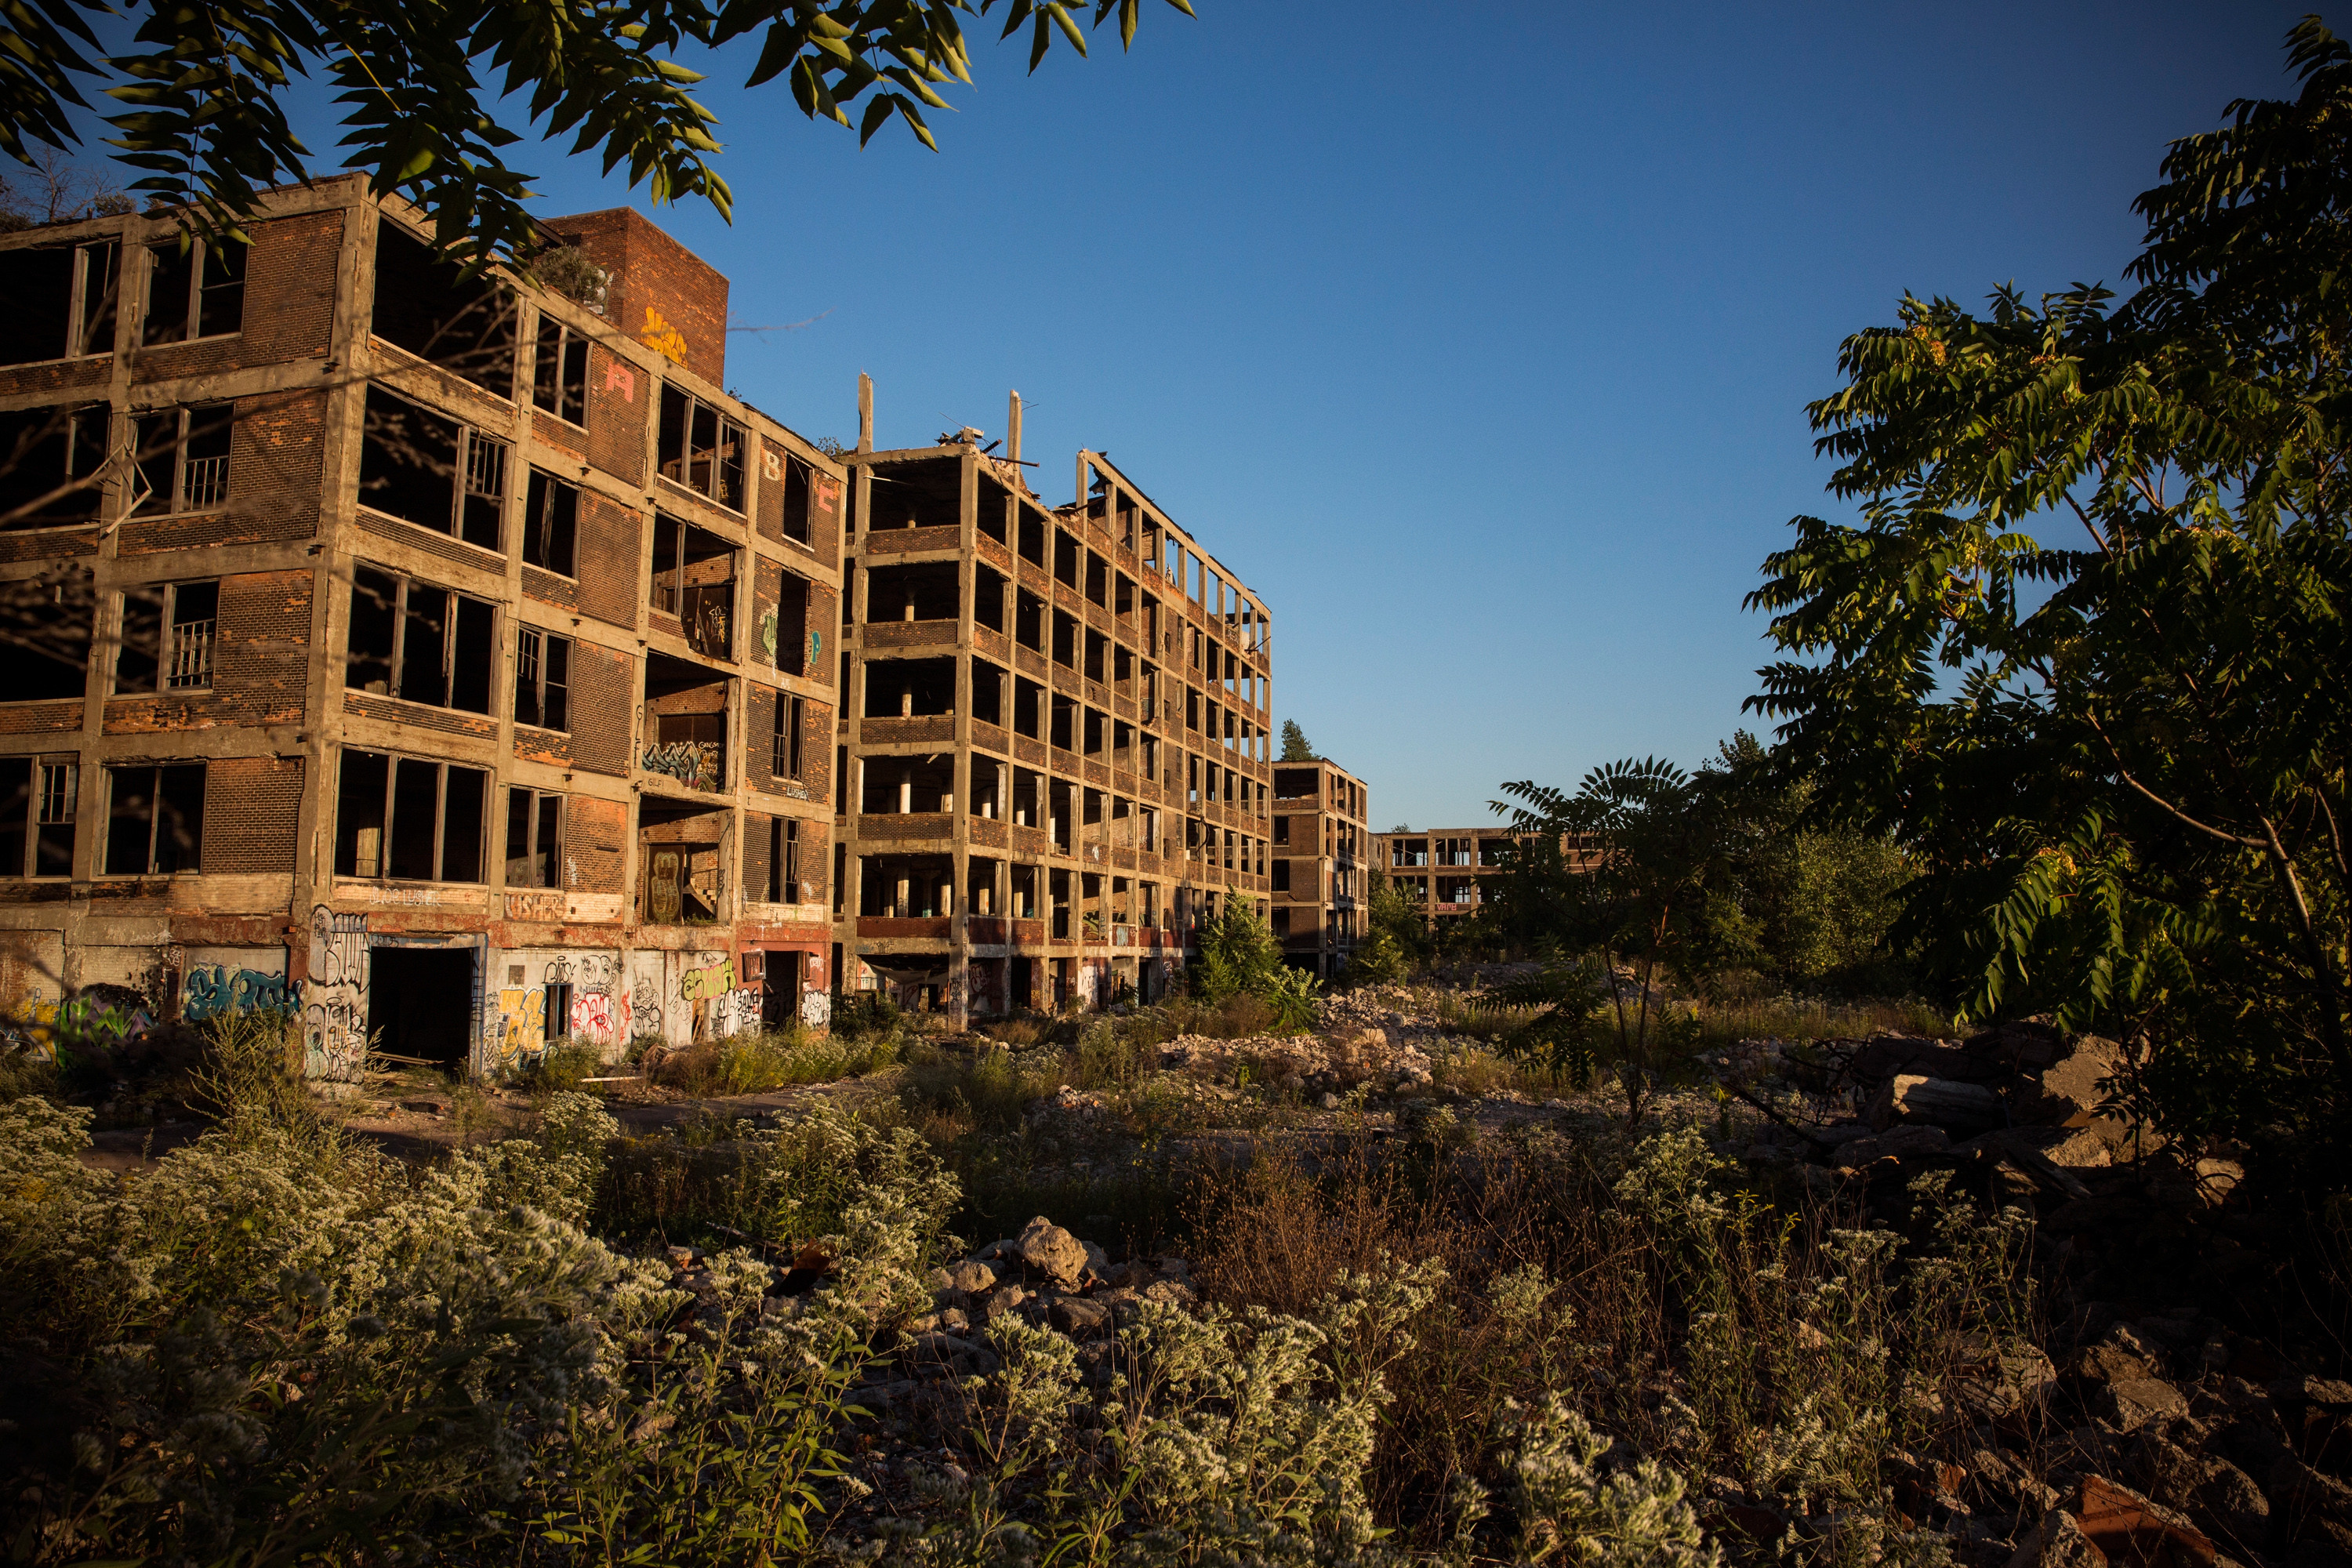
[183,965,299,1023]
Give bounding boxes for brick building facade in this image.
[0,180,843,1076]
[1270,758,1367,978]
[834,392,1276,1021]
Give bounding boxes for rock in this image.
[1960,1124,2111,1174]
[985,1284,1029,1319]
[2074,1474,2219,1568]
[1835,1123,1953,1168]
[2005,1509,2111,1568]
[2100,1378,2192,1432]
[1014,1217,1089,1286]
[1956,1342,2056,1421]
[1888,1073,2005,1132]
[909,1331,975,1363]
[939,1306,970,1333]
[2033,1036,2126,1125]
[1966,1020,2068,1069]
[2271,1454,2352,1531]
[943,1259,997,1297]
[1854,1035,2009,1084]
[1051,1297,1112,1334]
[1140,1277,1194,1307]
[2194,1461,2270,1555]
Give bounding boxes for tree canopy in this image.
[1748,16,2352,1181]
[3,0,1192,260]
[1279,720,1316,762]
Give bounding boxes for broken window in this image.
[346,564,495,713]
[772,692,805,779]
[522,469,578,576]
[1272,858,1291,893]
[0,240,119,364]
[973,563,1007,632]
[0,568,95,701]
[504,787,563,887]
[370,217,517,397]
[143,237,245,345]
[782,453,812,544]
[359,385,506,549]
[1051,609,1076,668]
[655,385,747,511]
[114,578,218,693]
[649,514,737,659]
[532,314,588,424]
[970,658,1004,727]
[130,404,233,514]
[1054,532,1079,589]
[0,757,77,877]
[763,815,801,903]
[1014,590,1044,650]
[334,748,486,882]
[103,762,205,875]
[0,404,108,528]
[514,626,570,731]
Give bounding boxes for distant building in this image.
[1373,826,1590,925]
[1271,758,1367,978]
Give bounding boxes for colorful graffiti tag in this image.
[182,965,298,1023]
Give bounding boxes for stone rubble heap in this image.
[1156,1022,1435,1100]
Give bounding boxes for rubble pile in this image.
[1744,1022,2246,1214]
[1157,1022,1435,1100]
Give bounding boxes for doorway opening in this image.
[366,946,476,1069]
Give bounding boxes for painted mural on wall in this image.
[485,950,633,1070]
[305,906,370,1080]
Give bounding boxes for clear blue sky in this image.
[84,1,2322,828]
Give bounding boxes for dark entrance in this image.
[367,947,475,1068]
[760,949,804,1028]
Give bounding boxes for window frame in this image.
[345,563,498,715]
[521,467,579,578]
[763,815,802,904]
[103,760,205,877]
[531,313,590,426]
[504,786,564,889]
[771,691,804,781]
[143,236,246,347]
[514,625,571,732]
[114,578,220,695]
[0,756,78,878]
[332,746,488,884]
[655,385,749,514]
[356,383,510,550]
[129,403,234,517]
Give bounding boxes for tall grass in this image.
[653,1024,902,1096]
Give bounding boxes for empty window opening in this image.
[762,816,803,903]
[505,788,563,887]
[130,403,233,515]
[642,650,731,793]
[0,404,107,528]
[371,218,517,396]
[1,568,95,701]
[1054,532,1079,589]
[359,385,506,549]
[347,564,495,713]
[115,578,218,694]
[532,314,589,423]
[0,240,121,365]
[867,456,961,530]
[861,757,954,814]
[0,757,78,877]
[522,469,579,576]
[514,626,570,731]
[334,749,486,882]
[970,658,1004,727]
[862,655,956,719]
[649,514,737,660]
[773,692,806,780]
[655,386,748,511]
[103,762,205,875]
[144,237,245,346]
[866,561,960,622]
[973,564,1007,633]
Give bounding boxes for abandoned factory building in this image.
[0,183,1293,1068]
[1271,757,1367,979]
[836,389,1277,1019]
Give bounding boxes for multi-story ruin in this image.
[835,393,1276,1022]
[1372,826,1525,924]
[0,178,844,1075]
[1270,757,1367,978]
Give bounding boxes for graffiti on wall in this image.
[680,956,735,1001]
[183,965,298,1023]
[305,906,369,1080]
[800,989,831,1029]
[550,953,622,1047]
[495,986,547,1067]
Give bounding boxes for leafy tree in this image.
[6,0,1192,261]
[1352,877,1428,983]
[1279,720,1317,762]
[1488,759,1749,1123]
[1747,17,2352,1181]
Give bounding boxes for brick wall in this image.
[797,699,832,798]
[743,812,771,901]
[810,468,841,564]
[201,755,303,875]
[0,528,97,564]
[103,568,311,733]
[752,554,782,668]
[575,492,641,629]
[342,691,495,739]
[568,644,634,775]
[564,795,626,891]
[242,211,342,364]
[757,439,786,543]
[744,682,777,792]
[522,563,576,612]
[545,209,728,384]
[119,388,327,555]
[0,701,81,735]
[807,582,837,685]
[583,343,644,486]
[0,359,107,401]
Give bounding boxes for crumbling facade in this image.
[1270,757,1366,978]
[0,179,844,1075]
[835,393,1276,1020]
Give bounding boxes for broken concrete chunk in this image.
[1051,1297,1112,1334]
[2102,1379,2193,1432]
[1014,1216,1090,1286]
[2074,1473,2219,1568]
[943,1259,997,1296]
[1889,1073,2005,1131]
